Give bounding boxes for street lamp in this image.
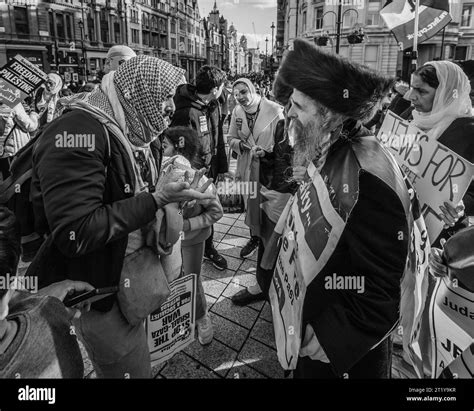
[78,19,89,80]
[317,7,361,54]
[270,21,275,76]
[271,22,275,58]
[265,37,268,72]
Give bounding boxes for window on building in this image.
[314,6,323,29]
[87,12,95,41]
[100,10,109,43]
[171,19,176,33]
[65,14,73,39]
[49,10,55,37]
[343,10,358,28]
[364,45,378,69]
[114,21,121,43]
[302,11,307,32]
[188,38,192,53]
[461,5,473,27]
[171,37,177,49]
[132,28,139,44]
[56,13,65,39]
[14,7,29,35]
[179,18,185,31]
[366,0,381,26]
[455,46,468,60]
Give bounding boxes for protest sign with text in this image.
[377,111,474,242]
[0,54,47,108]
[429,277,474,377]
[146,274,196,365]
[269,162,347,370]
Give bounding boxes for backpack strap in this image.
[0,169,31,204]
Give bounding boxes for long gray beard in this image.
[290,119,330,168]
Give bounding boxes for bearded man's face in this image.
[287,89,336,168]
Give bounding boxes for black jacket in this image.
[30,109,159,312]
[171,84,228,178]
[304,130,410,375]
[259,119,298,195]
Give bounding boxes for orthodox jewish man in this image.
[262,39,416,378]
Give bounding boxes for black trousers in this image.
[294,337,393,379]
[256,241,275,300]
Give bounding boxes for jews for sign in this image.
[146,274,196,365]
[377,111,474,243]
[269,162,346,370]
[430,277,474,377]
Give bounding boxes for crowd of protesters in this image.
[0,41,473,380]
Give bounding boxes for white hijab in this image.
[412,61,472,140]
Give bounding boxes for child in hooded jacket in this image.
[161,126,223,345]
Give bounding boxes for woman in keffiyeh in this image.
[30,56,213,378]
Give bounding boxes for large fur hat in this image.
[274,39,394,121]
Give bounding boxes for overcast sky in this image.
[198,0,278,51]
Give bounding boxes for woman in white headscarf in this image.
[227,78,284,304]
[406,61,474,246]
[34,72,63,126]
[403,61,474,379]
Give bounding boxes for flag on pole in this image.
[380,0,451,50]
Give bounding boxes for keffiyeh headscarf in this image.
[113,55,186,146]
[412,61,472,140]
[58,55,185,148]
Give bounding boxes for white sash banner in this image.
[269,162,346,370]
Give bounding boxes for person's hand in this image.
[292,166,307,183]
[180,168,214,210]
[439,200,465,229]
[153,169,215,209]
[38,280,95,319]
[239,141,250,152]
[429,238,448,279]
[251,145,265,159]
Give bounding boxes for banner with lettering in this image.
[0,54,47,108]
[377,110,474,243]
[268,162,347,370]
[146,274,196,365]
[429,277,474,378]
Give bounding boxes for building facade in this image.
[0,0,210,82]
[277,0,474,79]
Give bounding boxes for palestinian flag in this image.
[380,0,452,50]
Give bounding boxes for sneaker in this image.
[204,247,228,271]
[196,314,214,345]
[240,236,260,259]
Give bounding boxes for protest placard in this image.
[146,274,196,365]
[0,54,47,108]
[377,110,474,242]
[429,277,474,377]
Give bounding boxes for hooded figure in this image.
[34,72,63,126]
[264,39,424,379]
[30,56,213,378]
